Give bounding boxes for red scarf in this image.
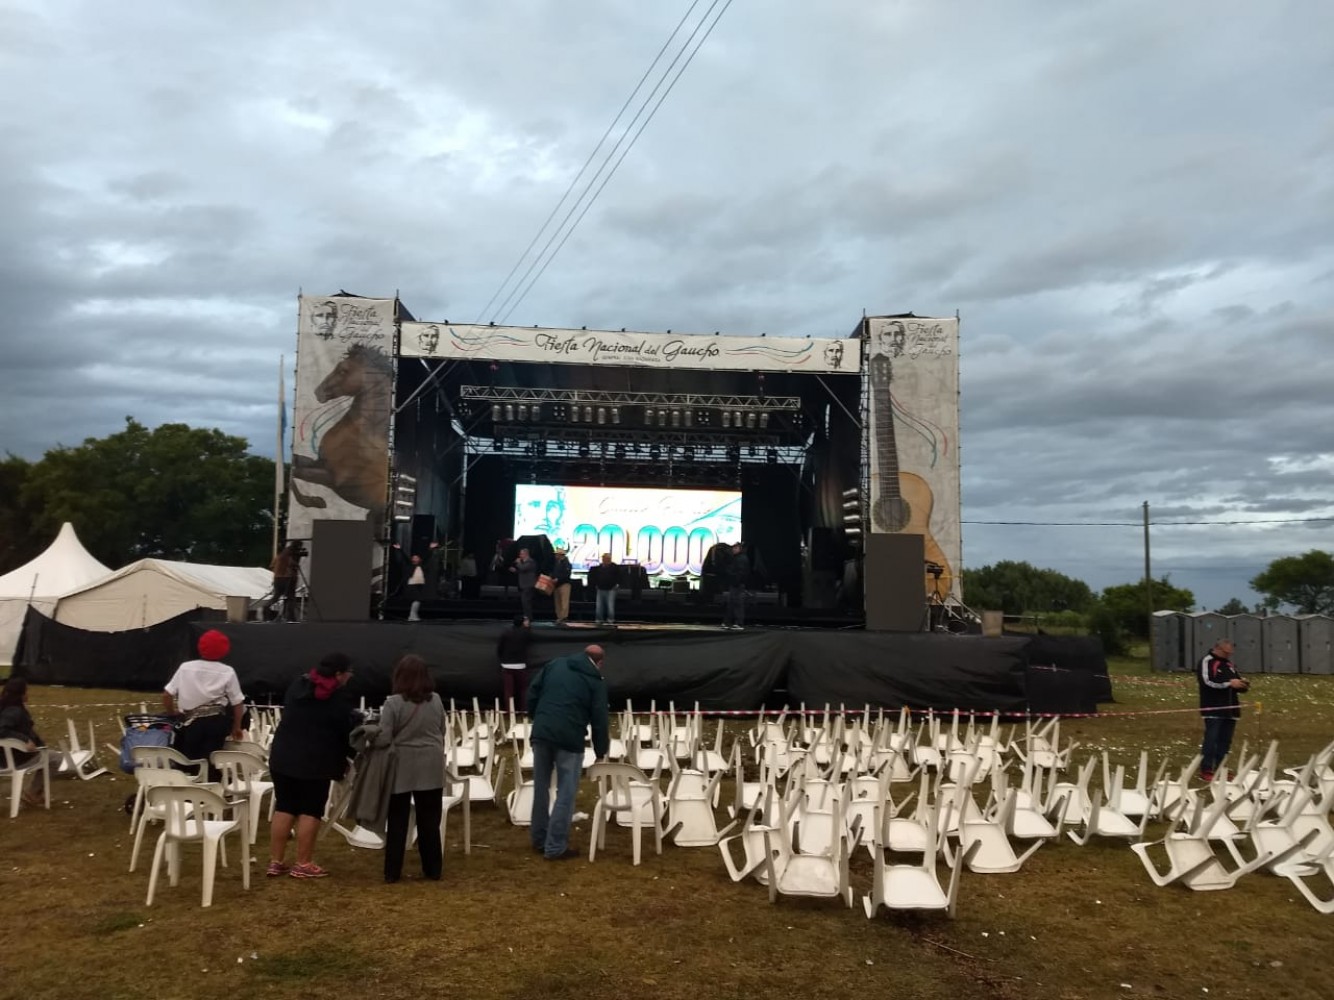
[308,669,339,701]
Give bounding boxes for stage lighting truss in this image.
[390,471,417,522]
[459,385,804,437]
[467,434,805,467]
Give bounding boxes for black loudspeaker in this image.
[411,514,436,558]
[309,520,375,621]
[864,533,925,632]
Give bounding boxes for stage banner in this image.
[289,294,397,540]
[865,316,961,600]
[400,321,860,374]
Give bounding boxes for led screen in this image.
[513,484,741,578]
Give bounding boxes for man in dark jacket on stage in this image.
[586,553,620,626]
[527,644,610,860]
[722,542,750,630]
[510,547,538,624]
[1197,638,1248,782]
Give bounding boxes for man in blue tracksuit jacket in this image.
[527,644,610,859]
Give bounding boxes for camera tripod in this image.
[919,564,974,633]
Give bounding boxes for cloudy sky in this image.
[2,0,1330,611]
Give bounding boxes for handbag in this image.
[535,574,555,595]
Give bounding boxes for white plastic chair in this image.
[129,768,207,871]
[762,783,861,908]
[588,761,664,865]
[664,755,729,847]
[56,718,107,780]
[144,784,250,907]
[864,795,977,919]
[719,785,783,885]
[210,749,275,843]
[0,739,50,818]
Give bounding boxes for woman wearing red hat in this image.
[162,629,246,769]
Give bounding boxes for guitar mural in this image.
[867,350,953,597]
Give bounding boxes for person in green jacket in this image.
[527,644,610,860]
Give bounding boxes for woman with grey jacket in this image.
[375,655,447,883]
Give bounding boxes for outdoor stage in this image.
[16,609,1109,716]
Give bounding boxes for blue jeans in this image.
[530,740,583,857]
[595,589,616,624]
[1201,715,1237,774]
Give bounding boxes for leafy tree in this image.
[1099,576,1195,638]
[0,454,39,572]
[17,418,277,569]
[1214,597,1250,615]
[962,560,1095,615]
[1250,551,1334,615]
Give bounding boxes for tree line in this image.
[961,554,1334,653]
[1,418,277,573]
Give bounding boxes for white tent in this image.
[0,523,112,666]
[53,558,273,633]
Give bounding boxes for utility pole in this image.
[1143,500,1154,670]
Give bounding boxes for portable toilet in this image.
[1261,616,1300,674]
[1151,611,1189,672]
[1230,615,1264,674]
[1297,615,1334,675]
[1189,612,1232,669]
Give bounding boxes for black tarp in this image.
[784,633,1031,713]
[16,606,200,690]
[15,611,1109,715]
[1021,633,1113,703]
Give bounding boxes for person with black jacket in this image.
[1197,638,1248,782]
[527,644,610,859]
[266,652,358,879]
[497,616,533,710]
[510,547,538,624]
[586,553,620,626]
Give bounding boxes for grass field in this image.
[3,654,1332,1000]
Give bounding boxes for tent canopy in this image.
[53,558,272,633]
[0,522,111,666]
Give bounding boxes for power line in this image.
[472,0,708,325]
[498,0,734,326]
[964,516,1334,527]
[494,0,735,326]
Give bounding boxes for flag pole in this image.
[273,354,285,560]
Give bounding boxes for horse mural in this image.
[291,343,394,534]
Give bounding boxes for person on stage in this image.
[722,542,750,630]
[406,554,426,621]
[586,552,620,626]
[510,547,538,624]
[551,547,573,624]
[458,550,480,600]
[269,540,304,622]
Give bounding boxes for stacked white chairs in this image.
[1062,756,1141,845]
[55,718,107,780]
[144,783,250,907]
[587,760,665,866]
[663,744,730,847]
[0,738,50,818]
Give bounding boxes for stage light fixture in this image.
[734,411,743,428]
[568,406,579,423]
[683,409,693,427]
[597,406,606,425]
[611,406,621,424]
[491,403,502,422]
[721,410,731,428]
[758,412,770,428]
[658,408,668,426]
[531,404,542,421]
[517,404,529,422]
[504,403,515,422]
[745,412,757,429]
[582,405,593,423]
